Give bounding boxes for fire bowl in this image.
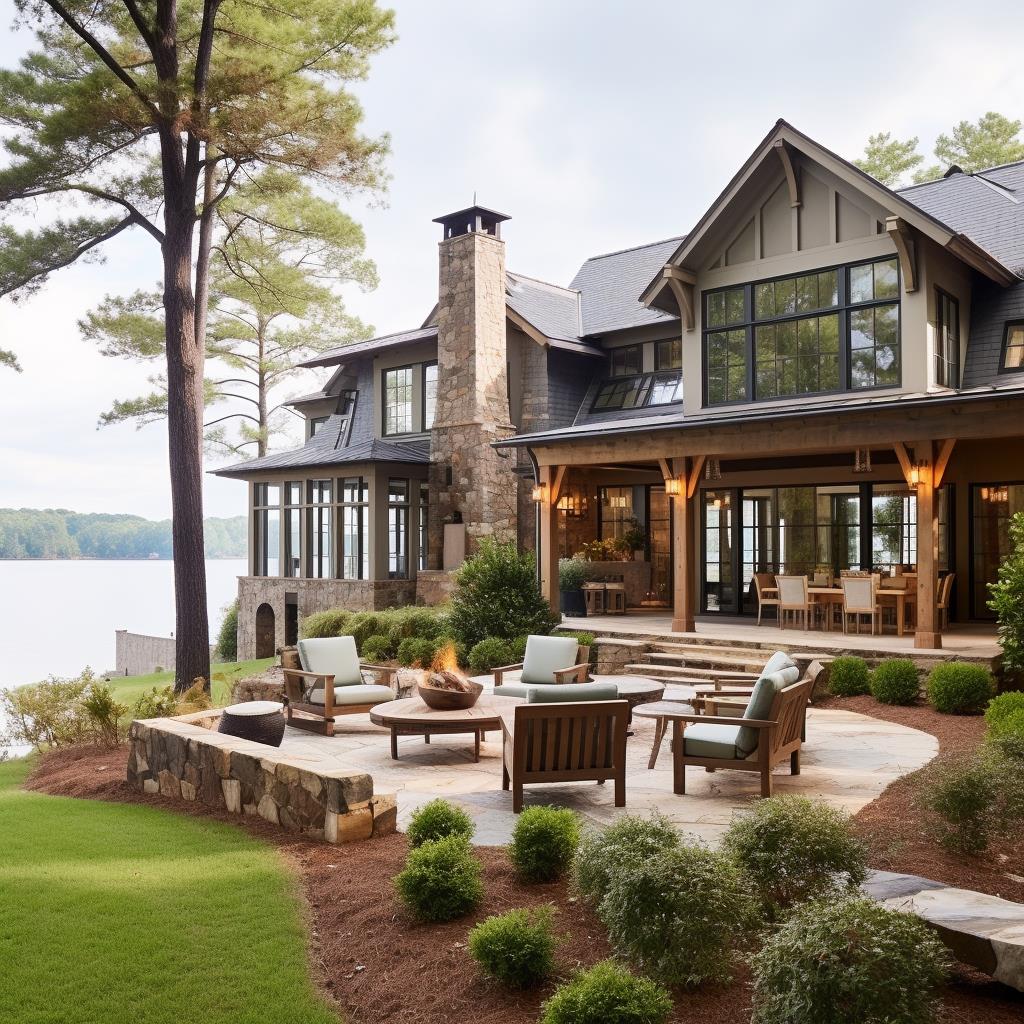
[417,676,484,711]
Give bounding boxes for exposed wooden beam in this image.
[886,216,918,293]
[687,455,706,498]
[773,140,801,207]
[550,464,567,506]
[505,307,549,347]
[893,442,915,486]
[657,457,672,480]
[664,271,695,331]
[933,438,956,489]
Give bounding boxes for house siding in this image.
[963,277,1024,388]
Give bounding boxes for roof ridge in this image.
[898,157,1024,193]
[506,270,579,295]
[582,235,686,263]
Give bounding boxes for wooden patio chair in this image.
[753,572,780,626]
[492,634,590,698]
[840,576,880,635]
[282,636,397,736]
[775,575,812,630]
[671,672,814,798]
[501,689,628,812]
[938,572,955,629]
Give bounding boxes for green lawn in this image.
[0,757,338,1024]
[108,658,275,707]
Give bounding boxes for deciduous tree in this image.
[854,132,923,187]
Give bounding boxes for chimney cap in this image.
[433,204,511,240]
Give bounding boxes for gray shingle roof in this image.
[505,272,580,341]
[300,326,438,369]
[570,236,686,335]
[899,162,1024,276]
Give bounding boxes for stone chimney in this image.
[428,206,519,563]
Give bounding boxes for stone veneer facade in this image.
[127,710,397,843]
[428,229,521,563]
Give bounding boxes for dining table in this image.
[761,581,915,635]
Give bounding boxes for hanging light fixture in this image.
[705,457,722,481]
[663,477,682,497]
[853,448,873,474]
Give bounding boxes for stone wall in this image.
[114,629,179,676]
[415,569,455,606]
[127,712,396,843]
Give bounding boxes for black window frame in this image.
[252,482,282,577]
[608,344,643,378]
[339,476,369,581]
[654,337,682,371]
[934,287,961,389]
[589,370,681,413]
[381,363,416,436]
[421,361,438,431]
[999,319,1024,374]
[309,415,329,437]
[387,477,410,579]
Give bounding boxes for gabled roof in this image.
[505,272,580,341]
[300,326,438,369]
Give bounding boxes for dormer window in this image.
[935,289,960,388]
[1002,321,1024,372]
[655,338,681,371]
[309,416,328,437]
[609,345,642,377]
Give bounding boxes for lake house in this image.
[217,120,1024,660]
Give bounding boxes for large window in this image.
[972,483,1024,616]
[703,257,900,405]
[1002,321,1024,372]
[388,478,410,579]
[935,289,960,388]
[655,338,681,371]
[253,483,280,577]
[340,477,369,580]
[309,479,332,578]
[599,486,637,542]
[418,481,430,571]
[283,482,302,577]
[423,363,438,430]
[383,366,414,435]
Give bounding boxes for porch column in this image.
[538,464,561,614]
[913,446,942,650]
[670,456,700,634]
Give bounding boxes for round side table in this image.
[631,700,696,769]
[218,700,286,747]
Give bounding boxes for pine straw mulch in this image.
[24,702,1024,1024]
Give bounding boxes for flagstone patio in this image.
[277,682,938,846]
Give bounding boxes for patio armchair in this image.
[840,576,880,635]
[752,572,780,626]
[282,636,397,736]
[671,668,814,798]
[492,634,590,698]
[775,575,813,630]
[501,686,627,812]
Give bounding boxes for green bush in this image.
[393,836,483,923]
[558,557,589,592]
[598,843,759,987]
[360,634,394,663]
[558,631,596,664]
[751,897,948,1024]
[540,960,672,1024]
[509,806,580,882]
[926,662,995,714]
[342,612,390,649]
[300,608,354,639]
[721,795,867,915]
[467,637,514,674]
[81,682,129,747]
[985,690,1024,741]
[447,538,560,650]
[574,812,680,906]
[384,607,449,648]
[406,799,474,848]
[468,906,556,988]
[1,669,99,749]
[870,659,920,705]
[132,685,178,719]
[510,636,528,663]
[214,599,238,661]
[988,510,1024,675]
[828,656,871,696]
[396,636,436,668]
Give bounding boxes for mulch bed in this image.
[25,702,1024,1024]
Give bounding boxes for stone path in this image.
[277,683,937,847]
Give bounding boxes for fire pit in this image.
[416,644,483,711]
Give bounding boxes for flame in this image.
[431,642,459,673]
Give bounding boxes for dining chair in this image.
[775,575,812,630]
[753,572,780,626]
[937,573,955,629]
[841,576,880,635]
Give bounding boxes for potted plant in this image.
[558,557,589,616]
[621,519,647,561]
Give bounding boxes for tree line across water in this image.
[0,509,246,560]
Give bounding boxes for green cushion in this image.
[521,635,579,685]
[526,683,618,703]
[493,681,531,699]
[308,683,393,707]
[683,723,742,759]
[735,666,800,756]
[761,650,797,676]
[297,637,363,686]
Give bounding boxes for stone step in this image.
[648,649,768,670]
[636,660,758,680]
[624,663,758,680]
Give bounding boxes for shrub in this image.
[1,669,96,749]
[396,636,436,668]
[360,634,394,663]
[540,960,672,1024]
[558,557,589,592]
[343,612,390,649]
[558,630,596,662]
[175,679,212,713]
[985,690,1024,742]
[750,897,948,1024]
[132,685,178,719]
[509,806,580,882]
[81,683,129,747]
[988,510,1024,675]
[574,812,680,906]
[598,843,759,987]
[447,538,560,650]
[393,835,483,922]
[384,606,449,648]
[870,659,920,705]
[300,608,353,639]
[828,656,870,696]
[468,906,556,988]
[721,795,866,915]
[509,635,528,663]
[214,599,238,661]
[406,799,474,848]
[926,662,995,714]
[467,637,514,674]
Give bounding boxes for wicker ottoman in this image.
[217,700,286,746]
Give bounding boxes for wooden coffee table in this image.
[632,700,697,769]
[369,693,524,762]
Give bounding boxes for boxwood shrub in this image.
[467,637,514,674]
[300,608,354,639]
[926,662,995,714]
[468,906,556,988]
[828,656,870,696]
[869,659,920,705]
[393,836,483,922]
[360,634,394,663]
[509,806,580,882]
[985,690,1024,741]
[540,960,672,1024]
[397,636,437,668]
[406,798,474,848]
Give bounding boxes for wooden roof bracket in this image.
[933,438,956,489]
[893,441,915,486]
[886,216,918,293]
[663,266,696,331]
[773,140,801,208]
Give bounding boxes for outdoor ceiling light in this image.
[853,447,873,473]
[705,457,722,481]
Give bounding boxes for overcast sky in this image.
[1,0,1023,520]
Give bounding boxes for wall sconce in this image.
[663,477,682,497]
[705,457,722,481]
[853,448,872,474]
[908,463,922,487]
[531,483,547,503]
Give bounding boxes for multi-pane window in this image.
[283,482,302,577]
[383,367,414,435]
[388,479,410,579]
[599,486,636,542]
[309,416,328,437]
[418,481,430,571]
[592,373,681,411]
[703,257,901,405]
[309,479,332,578]
[1002,321,1024,372]
[655,338,682,370]
[609,345,642,377]
[253,483,280,577]
[340,477,369,580]
[935,290,960,388]
[423,363,438,429]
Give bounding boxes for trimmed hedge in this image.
[926,662,995,714]
[870,659,920,705]
[829,656,870,696]
[406,799,474,848]
[393,836,483,922]
[509,806,580,882]
[468,907,556,988]
[397,636,437,668]
[540,961,672,1024]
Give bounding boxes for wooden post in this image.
[915,446,942,649]
[538,464,560,614]
[671,456,698,633]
